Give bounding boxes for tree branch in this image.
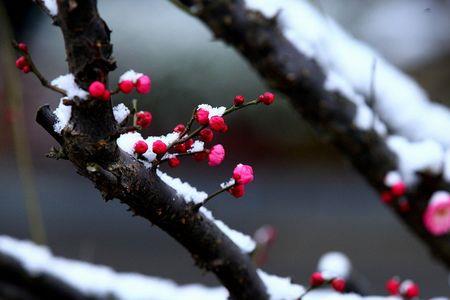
[169,0,450,268]
[33,1,268,299]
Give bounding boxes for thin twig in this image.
[192,183,236,211]
[11,40,67,96]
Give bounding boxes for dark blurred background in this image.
[1,0,450,297]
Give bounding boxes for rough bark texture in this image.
[30,0,269,299]
[173,0,450,267]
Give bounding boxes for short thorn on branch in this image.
[12,40,67,96]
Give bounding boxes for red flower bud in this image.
[234,95,245,106]
[199,128,214,143]
[386,277,400,295]
[174,143,187,153]
[381,191,393,204]
[118,80,134,94]
[193,151,208,161]
[331,278,346,293]
[173,124,186,133]
[209,116,227,133]
[259,92,275,105]
[152,140,167,155]
[101,90,111,101]
[22,66,31,74]
[184,138,194,150]
[134,140,148,155]
[391,181,406,197]
[136,111,152,129]
[136,75,151,94]
[18,42,28,53]
[196,109,209,125]
[168,157,180,168]
[399,199,410,213]
[88,81,106,98]
[403,283,419,299]
[15,56,27,69]
[229,184,245,198]
[309,272,325,287]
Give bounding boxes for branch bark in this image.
[170,0,450,268]
[31,1,269,299]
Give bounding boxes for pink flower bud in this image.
[134,140,148,155]
[233,164,254,185]
[168,157,180,168]
[136,75,151,94]
[258,92,275,105]
[199,128,214,143]
[386,277,400,295]
[209,116,227,133]
[234,95,245,106]
[173,124,186,133]
[152,140,167,155]
[423,193,450,236]
[208,144,225,166]
[309,272,325,287]
[331,278,346,293]
[18,42,28,53]
[118,80,134,94]
[101,90,111,101]
[229,184,245,198]
[15,56,27,69]
[196,109,209,125]
[136,111,152,128]
[88,81,106,98]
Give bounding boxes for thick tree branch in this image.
[170,0,450,267]
[33,1,268,299]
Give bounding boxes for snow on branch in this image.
[0,236,407,300]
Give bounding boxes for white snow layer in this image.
[156,170,256,253]
[317,252,352,280]
[119,70,143,83]
[113,103,130,124]
[43,0,58,16]
[245,0,450,186]
[0,235,227,300]
[197,104,227,119]
[387,136,444,184]
[53,98,72,134]
[0,235,413,300]
[51,74,88,100]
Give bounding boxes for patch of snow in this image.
[117,131,144,155]
[317,252,352,279]
[429,191,450,206]
[220,178,235,189]
[53,98,72,134]
[119,70,143,83]
[188,140,204,153]
[245,0,450,158]
[113,103,130,124]
[387,136,444,184]
[443,149,450,183]
[51,74,88,100]
[197,104,226,119]
[43,0,58,16]
[156,170,207,204]
[200,207,256,253]
[0,235,227,300]
[257,269,304,300]
[384,171,402,187]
